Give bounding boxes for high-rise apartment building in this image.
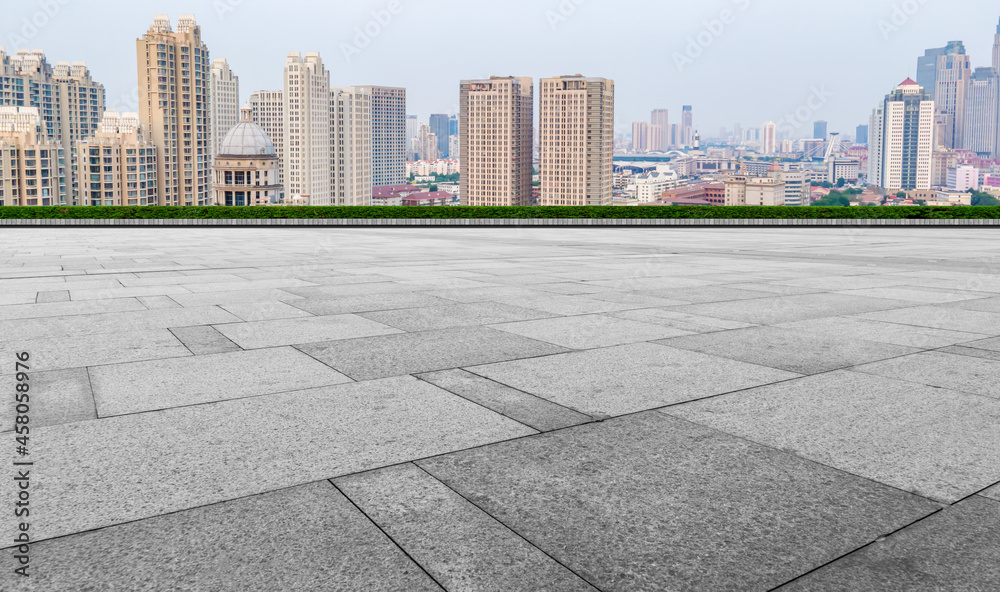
[417,124,438,161]
[869,79,935,191]
[651,109,669,151]
[0,48,106,203]
[429,113,450,158]
[137,15,212,206]
[210,58,240,160]
[283,52,331,205]
[962,68,999,158]
[539,75,614,206]
[459,76,533,206]
[632,121,650,153]
[934,41,971,150]
[358,86,406,187]
[76,111,158,206]
[0,106,66,206]
[681,106,693,147]
[248,90,284,193]
[331,86,372,206]
[761,121,777,155]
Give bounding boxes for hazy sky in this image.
[4,0,999,138]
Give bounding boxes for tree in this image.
[836,178,846,188]
[971,191,1000,206]
[895,191,908,200]
[820,181,834,189]
[428,184,438,192]
[811,190,851,207]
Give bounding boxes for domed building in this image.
[212,106,283,206]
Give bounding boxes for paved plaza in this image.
[1,227,1000,591]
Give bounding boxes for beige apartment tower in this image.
[0,106,66,206]
[459,76,534,206]
[76,111,158,206]
[539,75,614,206]
[284,52,331,205]
[137,15,212,206]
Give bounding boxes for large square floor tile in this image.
[419,413,939,592]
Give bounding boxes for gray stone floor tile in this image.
[418,412,939,592]
[579,292,690,307]
[983,484,1000,502]
[854,306,1000,335]
[220,301,313,321]
[335,464,597,592]
[835,286,993,303]
[505,294,645,316]
[636,285,774,304]
[658,326,920,374]
[937,345,1000,362]
[959,336,1000,352]
[69,285,192,301]
[417,369,593,431]
[0,368,95,432]
[214,314,402,349]
[180,278,317,293]
[35,290,70,303]
[674,293,917,325]
[854,351,1000,400]
[0,481,440,591]
[359,302,557,332]
[169,325,242,355]
[0,330,190,373]
[2,375,532,542]
[422,286,549,304]
[776,316,988,348]
[118,273,247,287]
[299,327,570,381]
[169,288,305,307]
[284,282,419,299]
[468,342,798,417]
[90,346,350,416]
[0,306,241,343]
[290,292,455,316]
[586,276,718,291]
[940,296,1000,314]
[492,314,695,349]
[721,282,826,296]
[609,308,758,333]
[779,497,1000,592]
[136,295,181,309]
[0,291,41,305]
[667,370,1000,503]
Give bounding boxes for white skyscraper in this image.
[331,86,372,206]
[210,58,240,160]
[284,52,331,205]
[359,86,406,187]
[761,121,777,155]
[869,79,935,191]
[249,90,284,198]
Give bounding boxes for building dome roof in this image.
[218,121,276,157]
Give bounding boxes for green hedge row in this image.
[2,206,1000,219]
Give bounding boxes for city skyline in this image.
[3,0,998,137]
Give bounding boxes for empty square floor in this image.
[1,227,999,592]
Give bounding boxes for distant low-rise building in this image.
[372,183,423,206]
[631,170,679,203]
[212,107,283,206]
[725,175,785,206]
[401,191,456,207]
